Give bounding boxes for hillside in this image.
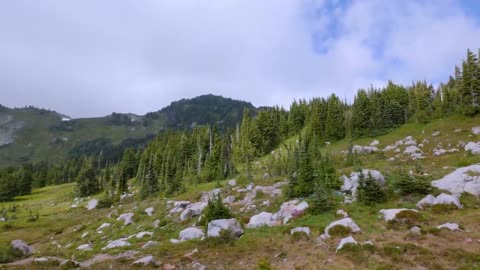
[0,95,255,167]
[1,115,479,269]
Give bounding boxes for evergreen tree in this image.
[357,171,386,205]
[75,158,100,197]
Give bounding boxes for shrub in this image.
[291,231,309,242]
[393,210,421,225]
[309,186,336,214]
[257,258,272,270]
[394,174,432,196]
[200,196,233,226]
[357,171,387,205]
[432,203,458,214]
[96,197,113,209]
[328,225,351,237]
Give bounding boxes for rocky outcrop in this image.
[379,208,418,222]
[180,202,208,221]
[324,218,361,237]
[11,240,32,255]
[336,236,357,252]
[179,227,205,241]
[465,142,480,155]
[271,200,308,224]
[207,219,243,238]
[437,222,462,231]
[116,213,134,226]
[341,170,385,199]
[416,193,463,209]
[247,212,273,228]
[291,227,311,236]
[431,164,480,196]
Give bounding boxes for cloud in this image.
[0,0,479,117]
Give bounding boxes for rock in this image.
[164,263,176,270]
[180,209,194,221]
[336,209,349,218]
[223,196,236,204]
[97,223,111,231]
[271,200,309,224]
[183,248,199,259]
[179,227,205,241]
[153,219,161,228]
[142,241,159,249]
[404,145,422,154]
[170,239,181,244]
[81,232,89,239]
[247,212,273,228]
[87,199,98,210]
[404,136,417,146]
[135,231,153,239]
[352,145,378,154]
[132,255,157,266]
[181,202,208,221]
[324,218,361,237]
[431,164,480,196]
[416,194,436,209]
[472,126,480,135]
[34,257,49,263]
[263,173,270,180]
[465,142,480,155]
[228,179,237,186]
[433,193,463,209]
[246,183,255,191]
[379,209,418,222]
[336,236,357,252]
[117,213,134,226]
[200,188,222,202]
[291,227,311,236]
[191,261,207,270]
[383,145,397,152]
[410,226,421,234]
[370,140,379,146]
[102,239,130,250]
[455,129,462,133]
[341,170,385,199]
[432,131,440,137]
[120,193,134,200]
[145,207,154,217]
[77,244,92,251]
[11,240,32,255]
[207,218,243,238]
[437,223,462,231]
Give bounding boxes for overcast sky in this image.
[1,0,480,118]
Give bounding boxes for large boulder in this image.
[11,240,32,255]
[291,227,311,236]
[324,218,361,237]
[117,213,134,226]
[336,236,357,252]
[200,188,222,202]
[434,193,463,209]
[465,142,480,155]
[341,170,385,199]
[207,218,243,238]
[145,207,154,217]
[271,200,309,224]
[416,194,436,209]
[379,208,418,222]
[437,222,462,231]
[247,212,273,228]
[431,164,480,196]
[179,227,205,241]
[87,199,98,210]
[180,202,208,221]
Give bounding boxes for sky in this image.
[1,0,480,118]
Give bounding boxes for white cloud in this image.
[0,0,479,117]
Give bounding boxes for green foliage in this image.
[74,159,100,197]
[201,196,233,226]
[309,185,336,214]
[357,171,387,205]
[394,174,432,196]
[256,258,273,270]
[328,225,351,237]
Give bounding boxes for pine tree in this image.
[357,171,386,205]
[75,158,100,197]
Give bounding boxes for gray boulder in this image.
[11,240,32,255]
[207,218,243,238]
[179,227,205,241]
[87,199,98,210]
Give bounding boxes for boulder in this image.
[271,200,309,224]
[336,236,357,252]
[11,240,32,255]
[228,179,237,186]
[117,213,134,226]
[135,231,153,239]
[410,226,421,234]
[223,196,236,204]
[81,232,89,239]
[291,227,311,236]
[341,170,385,199]
[379,208,418,222]
[404,145,422,154]
[247,212,273,228]
[180,209,194,221]
[324,218,361,237]
[472,126,480,135]
[87,199,98,210]
[434,193,463,209]
[370,140,379,146]
[102,239,131,250]
[336,209,349,218]
[77,244,92,251]
[465,142,480,155]
[432,131,440,137]
[431,164,480,196]
[142,241,159,249]
[437,222,462,231]
[132,255,157,266]
[200,188,222,202]
[97,223,111,231]
[404,136,417,146]
[179,227,205,241]
[191,261,207,270]
[180,202,208,221]
[416,194,435,209]
[145,207,154,217]
[207,218,243,238]
[383,145,397,152]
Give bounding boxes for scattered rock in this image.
[454,129,462,133]
[271,200,309,224]
[324,218,361,237]
[117,213,134,226]
[97,223,111,231]
[336,209,348,218]
[370,140,379,146]
[132,255,157,266]
[416,195,435,209]
[432,131,440,137]
[410,226,421,234]
[263,173,270,180]
[336,236,357,252]
[134,231,153,239]
[11,240,32,255]
[153,219,161,228]
[81,232,89,239]
[431,164,480,196]
[223,196,236,204]
[102,239,131,250]
[416,193,463,209]
[247,212,273,228]
[77,244,92,251]
[291,227,311,236]
[200,188,222,202]
[142,241,159,249]
[465,142,480,155]
[437,223,462,231]
[472,126,480,135]
[379,208,418,222]
[179,227,205,241]
[341,170,385,199]
[207,218,243,238]
[164,263,176,270]
[191,261,207,270]
[228,179,237,186]
[352,145,378,154]
[145,207,154,217]
[87,199,98,210]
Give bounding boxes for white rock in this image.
[87,199,98,210]
[145,207,154,217]
[336,209,349,218]
[404,136,417,146]
[135,231,153,239]
[170,239,181,244]
[437,222,462,231]
[207,218,244,238]
[120,193,134,200]
[179,227,205,241]
[81,232,89,239]
[404,145,422,154]
[324,218,361,237]
[410,226,421,234]
[192,261,207,270]
[379,209,418,222]
[291,227,311,236]
[341,170,385,199]
[11,240,32,255]
[180,209,194,221]
[370,140,379,146]
[34,258,49,263]
[431,164,480,196]
[117,213,134,226]
[142,241,159,249]
[102,239,130,250]
[77,244,92,251]
[223,196,236,204]
[97,223,111,231]
[432,131,440,137]
[132,255,156,266]
[434,193,463,209]
[246,183,255,191]
[454,129,462,133]
[271,200,309,224]
[200,188,222,202]
[416,194,435,209]
[472,126,480,135]
[336,236,357,252]
[383,145,397,152]
[465,142,480,155]
[228,179,237,186]
[247,212,273,228]
[153,219,161,228]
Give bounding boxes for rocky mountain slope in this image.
[1,115,479,269]
[0,95,255,168]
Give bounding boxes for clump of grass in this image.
[256,257,272,270]
[328,225,351,237]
